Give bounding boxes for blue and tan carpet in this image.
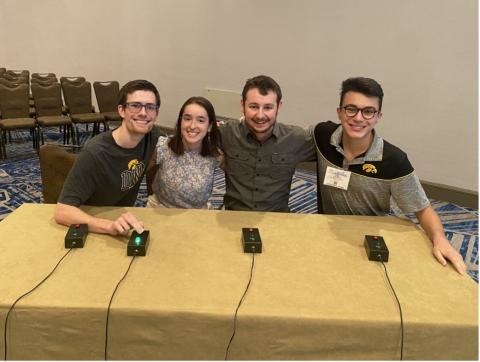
[0,128,477,282]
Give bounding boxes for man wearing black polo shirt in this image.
[314,77,466,274]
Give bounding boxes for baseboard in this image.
[420,181,478,209]
[296,162,478,209]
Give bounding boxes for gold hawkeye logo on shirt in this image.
[128,159,139,170]
[121,159,145,191]
[362,163,377,174]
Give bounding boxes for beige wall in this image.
[0,0,477,191]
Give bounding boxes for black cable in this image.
[104,255,136,361]
[224,252,256,360]
[3,247,74,360]
[381,261,404,360]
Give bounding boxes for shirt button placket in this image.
[253,148,262,208]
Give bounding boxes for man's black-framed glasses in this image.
[342,105,378,120]
[124,102,159,114]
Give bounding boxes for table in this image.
[0,203,477,360]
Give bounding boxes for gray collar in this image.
[330,125,383,163]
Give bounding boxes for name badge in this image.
[324,166,351,190]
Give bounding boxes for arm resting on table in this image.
[54,202,144,236]
[415,206,466,275]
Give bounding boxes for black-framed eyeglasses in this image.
[342,105,378,120]
[124,102,159,114]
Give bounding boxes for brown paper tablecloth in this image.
[0,204,477,360]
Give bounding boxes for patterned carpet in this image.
[0,128,477,282]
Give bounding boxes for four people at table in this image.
[53,75,466,275]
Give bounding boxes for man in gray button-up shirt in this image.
[219,75,315,212]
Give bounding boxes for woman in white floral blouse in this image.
[147,97,223,208]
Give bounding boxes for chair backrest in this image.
[1,74,29,85]
[39,144,77,203]
[5,70,29,83]
[31,78,60,86]
[31,77,58,86]
[60,76,86,86]
[0,77,25,88]
[4,71,29,85]
[61,81,93,114]
[145,146,158,196]
[32,72,56,80]
[0,83,30,118]
[31,82,64,117]
[93,81,120,113]
[6,69,29,78]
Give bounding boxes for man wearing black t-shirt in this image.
[54,80,161,236]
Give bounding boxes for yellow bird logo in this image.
[362,163,377,174]
[128,159,139,170]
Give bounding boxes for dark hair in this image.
[242,75,282,105]
[118,79,161,107]
[168,96,220,157]
[340,77,384,111]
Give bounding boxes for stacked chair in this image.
[3,70,30,88]
[31,72,59,114]
[0,82,37,159]
[93,80,122,129]
[60,76,106,145]
[0,71,121,159]
[3,70,30,90]
[31,80,73,146]
[1,70,35,118]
